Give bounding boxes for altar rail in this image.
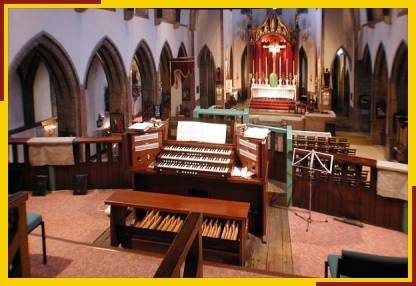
[8,135,131,192]
[292,153,407,232]
[193,106,249,124]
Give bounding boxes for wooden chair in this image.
[27,212,47,264]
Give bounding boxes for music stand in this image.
[292,148,334,232]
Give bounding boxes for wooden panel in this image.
[292,160,404,232]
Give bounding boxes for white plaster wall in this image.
[223,10,233,81]
[359,10,407,77]
[85,57,107,136]
[194,9,222,101]
[8,8,192,85]
[297,9,323,93]
[8,71,24,130]
[231,10,249,90]
[323,9,354,73]
[33,62,52,122]
[322,9,356,104]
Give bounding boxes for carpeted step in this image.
[249,99,294,111]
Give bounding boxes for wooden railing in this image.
[193,106,249,124]
[292,153,406,232]
[8,134,131,193]
[154,212,203,278]
[8,192,30,277]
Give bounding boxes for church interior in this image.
[8,8,409,278]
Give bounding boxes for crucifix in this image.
[263,42,286,87]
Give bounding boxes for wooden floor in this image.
[245,206,293,274]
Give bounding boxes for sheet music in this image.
[244,127,270,140]
[176,121,203,142]
[177,121,226,144]
[201,122,226,144]
[128,122,153,131]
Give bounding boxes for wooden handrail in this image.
[153,212,203,278]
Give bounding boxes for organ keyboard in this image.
[163,144,232,156]
[154,140,234,178]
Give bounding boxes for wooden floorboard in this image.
[245,234,268,270]
[244,206,293,274]
[281,207,294,273]
[267,206,284,272]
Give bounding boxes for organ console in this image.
[128,120,269,263]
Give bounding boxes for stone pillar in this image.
[78,85,88,136]
[125,76,133,127]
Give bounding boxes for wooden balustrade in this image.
[292,153,405,231]
[8,134,131,193]
[153,212,203,278]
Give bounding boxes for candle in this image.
[286,59,288,76]
[279,56,281,76]
[265,58,268,75]
[259,59,261,75]
[293,60,295,75]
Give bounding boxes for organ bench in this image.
[105,190,249,265]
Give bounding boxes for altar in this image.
[251,84,296,100]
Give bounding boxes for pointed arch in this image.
[356,44,372,132]
[229,46,233,80]
[178,42,187,57]
[370,43,388,144]
[389,41,408,162]
[331,46,352,116]
[84,37,128,132]
[299,46,308,103]
[131,40,157,120]
[159,41,173,119]
[240,45,248,100]
[9,31,80,135]
[198,45,216,108]
[362,44,372,74]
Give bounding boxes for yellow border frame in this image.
[2,2,413,286]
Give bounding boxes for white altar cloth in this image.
[251,84,296,100]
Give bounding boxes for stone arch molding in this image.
[84,36,128,121]
[9,31,81,136]
[131,40,157,120]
